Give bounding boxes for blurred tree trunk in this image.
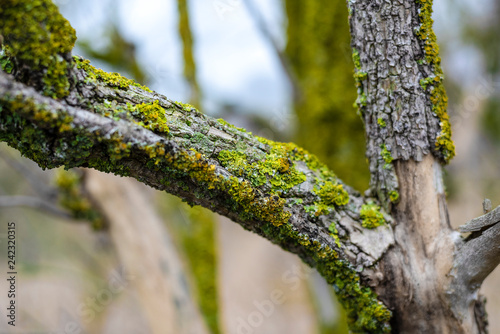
[285,0,369,192]
[84,170,209,334]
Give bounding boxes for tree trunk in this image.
[348,0,488,332]
[85,170,210,334]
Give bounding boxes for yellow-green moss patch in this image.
[74,57,152,92]
[0,0,76,98]
[129,100,169,134]
[360,203,385,229]
[416,0,455,163]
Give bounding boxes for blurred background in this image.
[0,0,499,333]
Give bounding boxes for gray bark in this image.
[347,0,493,332]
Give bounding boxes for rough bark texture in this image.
[347,0,488,332]
[348,0,452,205]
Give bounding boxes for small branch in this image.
[459,205,500,233]
[0,195,71,219]
[448,205,500,324]
[455,223,500,286]
[0,149,58,200]
[453,203,500,285]
[241,0,302,102]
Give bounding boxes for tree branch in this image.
[0,148,58,199]
[447,205,500,324]
[454,223,500,287]
[0,61,393,331]
[0,195,71,218]
[459,205,500,233]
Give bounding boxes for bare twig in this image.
[241,0,302,102]
[448,222,500,319]
[459,205,500,232]
[0,195,71,219]
[0,149,58,199]
[448,202,500,324]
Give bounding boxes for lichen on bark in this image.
[415,0,455,162]
[347,0,455,207]
[0,0,76,98]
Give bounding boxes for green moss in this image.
[380,144,393,169]
[54,169,104,229]
[415,0,455,163]
[0,0,76,98]
[360,203,386,229]
[0,94,131,178]
[316,181,349,207]
[0,50,14,74]
[388,190,399,203]
[377,117,386,128]
[130,100,169,134]
[352,49,362,70]
[175,100,200,113]
[74,57,152,92]
[177,206,220,334]
[0,91,391,333]
[419,76,435,90]
[218,142,307,193]
[216,118,247,133]
[352,48,369,119]
[353,70,367,82]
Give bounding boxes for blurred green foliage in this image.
[78,25,146,84]
[179,205,220,334]
[285,0,369,192]
[178,0,201,107]
[463,4,500,145]
[285,1,364,332]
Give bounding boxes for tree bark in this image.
[347,0,488,332]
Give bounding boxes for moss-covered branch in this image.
[0,0,76,98]
[0,60,392,331]
[0,1,393,332]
